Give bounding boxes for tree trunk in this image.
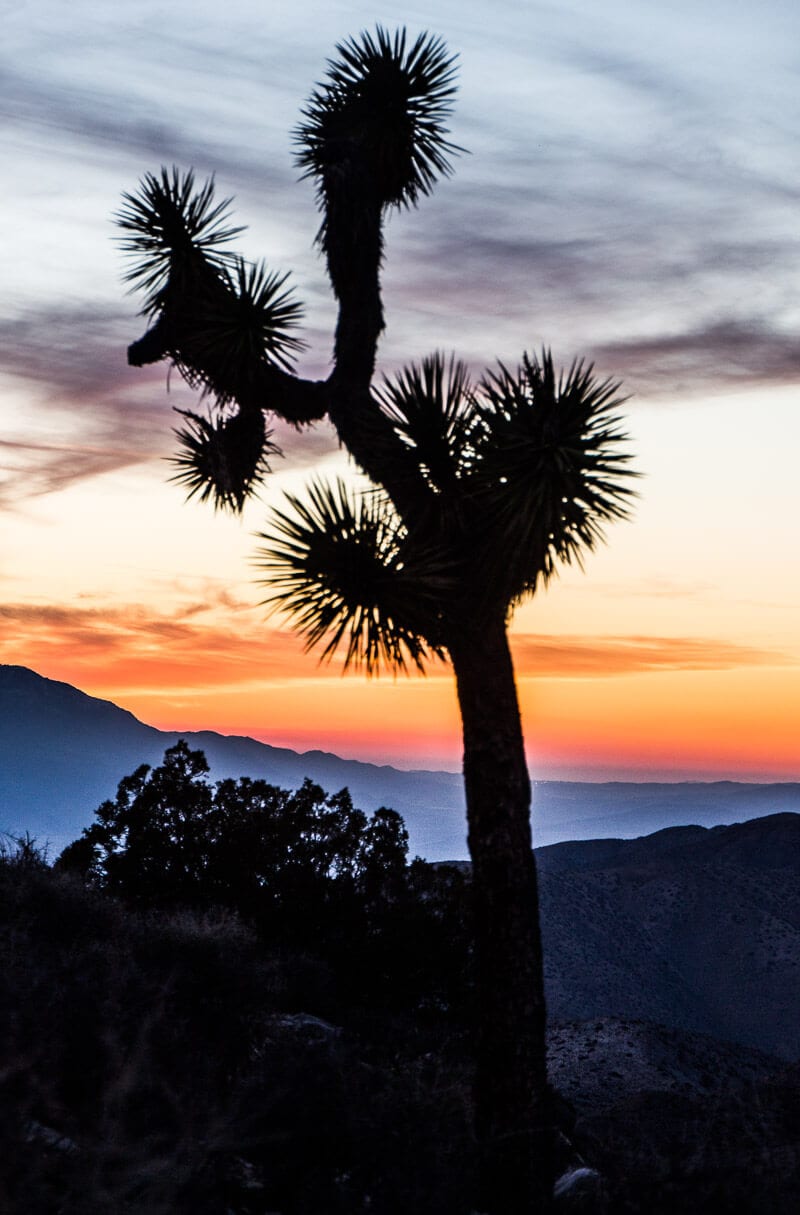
[450,616,553,1215]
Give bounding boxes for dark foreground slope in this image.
[1,845,798,1215]
[549,1017,800,1214]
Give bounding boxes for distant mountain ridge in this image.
[0,665,467,859]
[2,664,799,861]
[3,666,799,1068]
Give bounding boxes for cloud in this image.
[2,66,188,164]
[0,596,318,689]
[384,196,800,397]
[5,593,792,694]
[585,577,718,601]
[4,0,799,519]
[558,39,694,110]
[0,437,152,506]
[0,304,138,400]
[376,12,800,395]
[0,302,339,507]
[382,183,800,381]
[590,320,800,395]
[511,633,794,678]
[0,303,172,505]
[0,59,292,192]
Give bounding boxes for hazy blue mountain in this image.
[2,664,799,862]
[0,665,466,860]
[533,779,800,846]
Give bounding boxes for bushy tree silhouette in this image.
[117,27,636,1212]
[60,739,408,913]
[58,743,467,1016]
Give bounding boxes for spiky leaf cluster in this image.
[375,353,475,492]
[259,350,636,662]
[295,26,460,215]
[117,169,305,376]
[117,168,244,310]
[472,350,637,597]
[256,479,448,674]
[173,260,306,392]
[117,169,310,512]
[171,407,276,513]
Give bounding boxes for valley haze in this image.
[3,665,799,862]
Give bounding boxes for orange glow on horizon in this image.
[516,667,800,781]
[69,664,800,782]
[3,597,798,782]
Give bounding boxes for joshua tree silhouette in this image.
[118,27,636,1213]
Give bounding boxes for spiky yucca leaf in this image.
[116,168,243,311]
[256,479,447,673]
[172,259,306,396]
[376,353,476,491]
[170,407,276,513]
[474,350,637,598]
[226,260,305,370]
[295,26,460,215]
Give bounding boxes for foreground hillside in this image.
[2,800,800,1213]
[549,1017,800,1213]
[2,853,799,1215]
[0,851,476,1215]
[547,1017,781,1113]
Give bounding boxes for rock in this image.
[553,1165,608,1212]
[273,1012,342,1040]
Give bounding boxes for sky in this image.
[2,0,799,780]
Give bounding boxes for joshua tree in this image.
[118,27,635,1213]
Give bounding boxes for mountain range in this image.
[538,814,800,1207]
[537,811,800,1059]
[2,664,800,863]
[4,664,799,1211]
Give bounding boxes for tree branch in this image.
[127,315,329,427]
[319,169,437,522]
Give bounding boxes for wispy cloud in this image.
[0,305,138,400]
[0,301,339,507]
[5,594,792,692]
[376,6,800,393]
[0,597,316,688]
[0,304,170,505]
[582,577,719,601]
[0,437,153,506]
[511,633,794,677]
[0,58,293,192]
[5,1,799,495]
[591,320,800,395]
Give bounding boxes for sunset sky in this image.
[2,0,798,779]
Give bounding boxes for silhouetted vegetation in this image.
[0,750,481,1213]
[1,855,477,1212]
[118,26,637,1210]
[56,740,473,1016]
